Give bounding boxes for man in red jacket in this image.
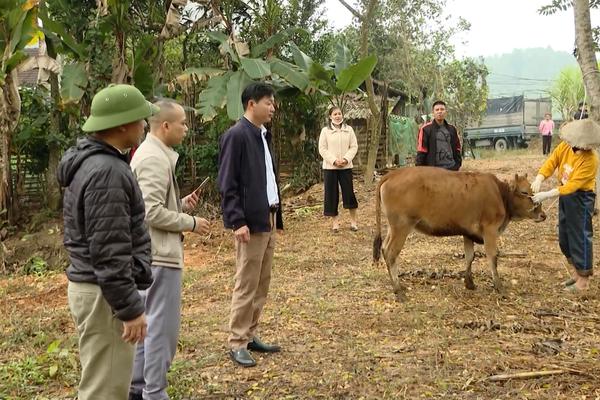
[416,100,462,171]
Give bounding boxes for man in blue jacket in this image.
[218,82,283,367]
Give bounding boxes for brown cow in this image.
[372,167,546,301]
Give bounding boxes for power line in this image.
[488,72,555,82]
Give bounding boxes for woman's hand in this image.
[334,158,346,167]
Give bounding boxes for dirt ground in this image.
[2,151,600,399]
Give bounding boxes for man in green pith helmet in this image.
[57,84,159,400]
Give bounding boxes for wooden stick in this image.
[486,370,568,381]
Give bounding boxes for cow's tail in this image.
[373,179,383,263]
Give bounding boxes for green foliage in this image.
[60,62,88,104]
[291,43,378,112]
[226,70,254,120]
[539,0,600,15]
[0,0,38,83]
[440,58,489,133]
[14,87,52,175]
[22,256,49,277]
[191,29,315,121]
[336,55,377,92]
[0,339,78,397]
[549,65,587,121]
[273,88,325,190]
[269,58,310,90]
[175,110,232,180]
[198,72,231,121]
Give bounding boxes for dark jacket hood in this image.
[57,136,126,187]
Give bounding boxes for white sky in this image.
[323,0,600,58]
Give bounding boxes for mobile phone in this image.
[194,177,210,194]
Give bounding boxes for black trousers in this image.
[542,135,552,155]
[323,169,358,216]
[558,191,595,276]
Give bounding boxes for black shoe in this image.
[248,337,281,353]
[129,393,143,400]
[229,348,256,367]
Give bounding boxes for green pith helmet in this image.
[82,84,160,132]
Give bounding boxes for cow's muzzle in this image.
[532,209,547,222]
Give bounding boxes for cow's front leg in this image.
[463,237,476,290]
[483,231,502,291]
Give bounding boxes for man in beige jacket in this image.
[129,99,209,400]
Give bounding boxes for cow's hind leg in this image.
[483,231,502,292]
[463,237,476,290]
[383,223,412,302]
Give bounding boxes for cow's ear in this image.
[524,173,528,179]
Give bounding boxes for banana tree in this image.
[289,42,378,114]
[0,0,39,223]
[178,27,309,121]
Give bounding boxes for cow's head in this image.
[509,174,546,222]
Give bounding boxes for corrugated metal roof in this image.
[18,47,41,86]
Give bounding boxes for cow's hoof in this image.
[394,291,408,302]
[493,284,506,296]
[464,276,476,290]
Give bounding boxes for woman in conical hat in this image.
[530,119,600,292]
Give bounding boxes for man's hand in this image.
[234,225,250,243]
[122,313,147,344]
[532,188,559,204]
[193,217,210,234]
[531,174,545,194]
[182,192,200,212]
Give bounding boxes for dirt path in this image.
[2,152,600,399]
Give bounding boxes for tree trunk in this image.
[45,38,63,211]
[574,0,600,121]
[573,0,600,213]
[112,30,128,83]
[0,70,20,224]
[360,0,381,185]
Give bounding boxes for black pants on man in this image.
[323,169,358,216]
[542,135,552,155]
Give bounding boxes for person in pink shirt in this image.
[539,113,555,155]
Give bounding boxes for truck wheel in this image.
[495,138,508,151]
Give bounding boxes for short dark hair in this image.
[432,100,446,109]
[241,82,275,110]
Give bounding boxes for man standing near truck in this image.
[416,100,462,171]
[539,113,555,155]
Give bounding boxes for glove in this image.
[531,174,545,194]
[532,188,559,204]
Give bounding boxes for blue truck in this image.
[464,95,552,151]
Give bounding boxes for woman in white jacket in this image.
[318,106,359,232]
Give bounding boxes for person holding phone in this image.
[129,99,210,400]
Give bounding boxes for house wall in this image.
[347,117,387,170]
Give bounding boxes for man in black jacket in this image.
[416,100,462,170]
[218,82,283,367]
[57,84,158,400]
